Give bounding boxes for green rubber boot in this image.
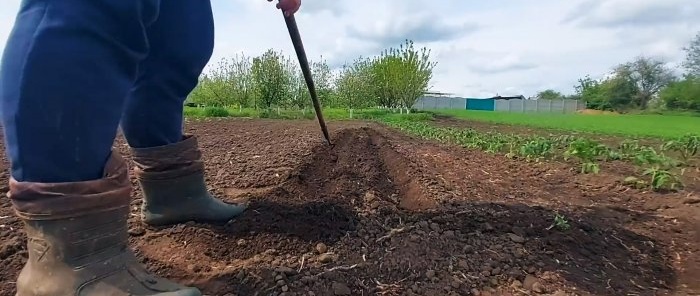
[130,135,247,226]
[10,152,202,296]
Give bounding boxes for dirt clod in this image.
[317,253,334,264]
[524,275,539,289]
[533,281,546,293]
[332,282,351,295]
[315,243,328,254]
[508,233,526,243]
[684,195,700,204]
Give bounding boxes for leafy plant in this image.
[564,138,608,174]
[642,166,683,191]
[581,162,600,174]
[519,138,554,161]
[662,134,700,162]
[618,140,642,156]
[546,213,571,231]
[632,147,679,168]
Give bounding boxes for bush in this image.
[203,107,230,117]
[660,76,700,111]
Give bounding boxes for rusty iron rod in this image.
[282,13,332,145]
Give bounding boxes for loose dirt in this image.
[1,118,698,296]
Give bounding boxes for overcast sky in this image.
[1,0,698,98]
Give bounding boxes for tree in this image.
[599,75,639,111]
[683,32,700,77]
[614,56,675,109]
[369,40,436,112]
[310,58,334,108]
[251,49,293,109]
[575,75,607,110]
[660,76,700,111]
[228,54,254,111]
[337,57,375,117]
[536,89,564,100]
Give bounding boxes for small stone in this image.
[410,234,420,242]
[128,227,145,236]
[418,221,429,230]
[364,191,376,201]
[550,290,567,296]
[491,267,501,275]
[301,276,316,284]
[276,279,285,286]
[315,243,328,254]
[463,245,474,253]
[514,249,525,258]
[458,260,469,269]
[275,274,284,281]
[425,270,436,279]
[308,292,316,296]
[282,285,289,292]
[684,196,700,204]
[471,288,481,295]
[318,253,334,263]
[430,223,441,232]
[451,280,461,288]
[510,280,522,288]
[275,266,296,275]
[483,223,494,231]
[236,270,246,280]
[523,275,538,289]
[490,278,498,286]
[332,282,351,295]
[528,266,537,274]
[508,233,525,243]
[623,176,639,185]
[532,282,545,293]
[443,230,455,238]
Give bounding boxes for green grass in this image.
[435,110,700,139]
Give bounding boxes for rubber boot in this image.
[9,152,202,296]
[130,135,247,226]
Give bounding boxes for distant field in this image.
[435,110,700,139]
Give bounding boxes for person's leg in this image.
[0,0,199,295]
[120,0,246,226]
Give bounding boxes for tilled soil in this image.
[1,118,699,296]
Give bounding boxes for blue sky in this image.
[1,0,698,97]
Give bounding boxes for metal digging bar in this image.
[282,13,332,146]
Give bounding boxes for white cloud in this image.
[1,0,699,98]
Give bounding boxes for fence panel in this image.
[412,96,585,113]
[466,98,495,111]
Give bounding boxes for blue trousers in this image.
[0,0,214,183]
